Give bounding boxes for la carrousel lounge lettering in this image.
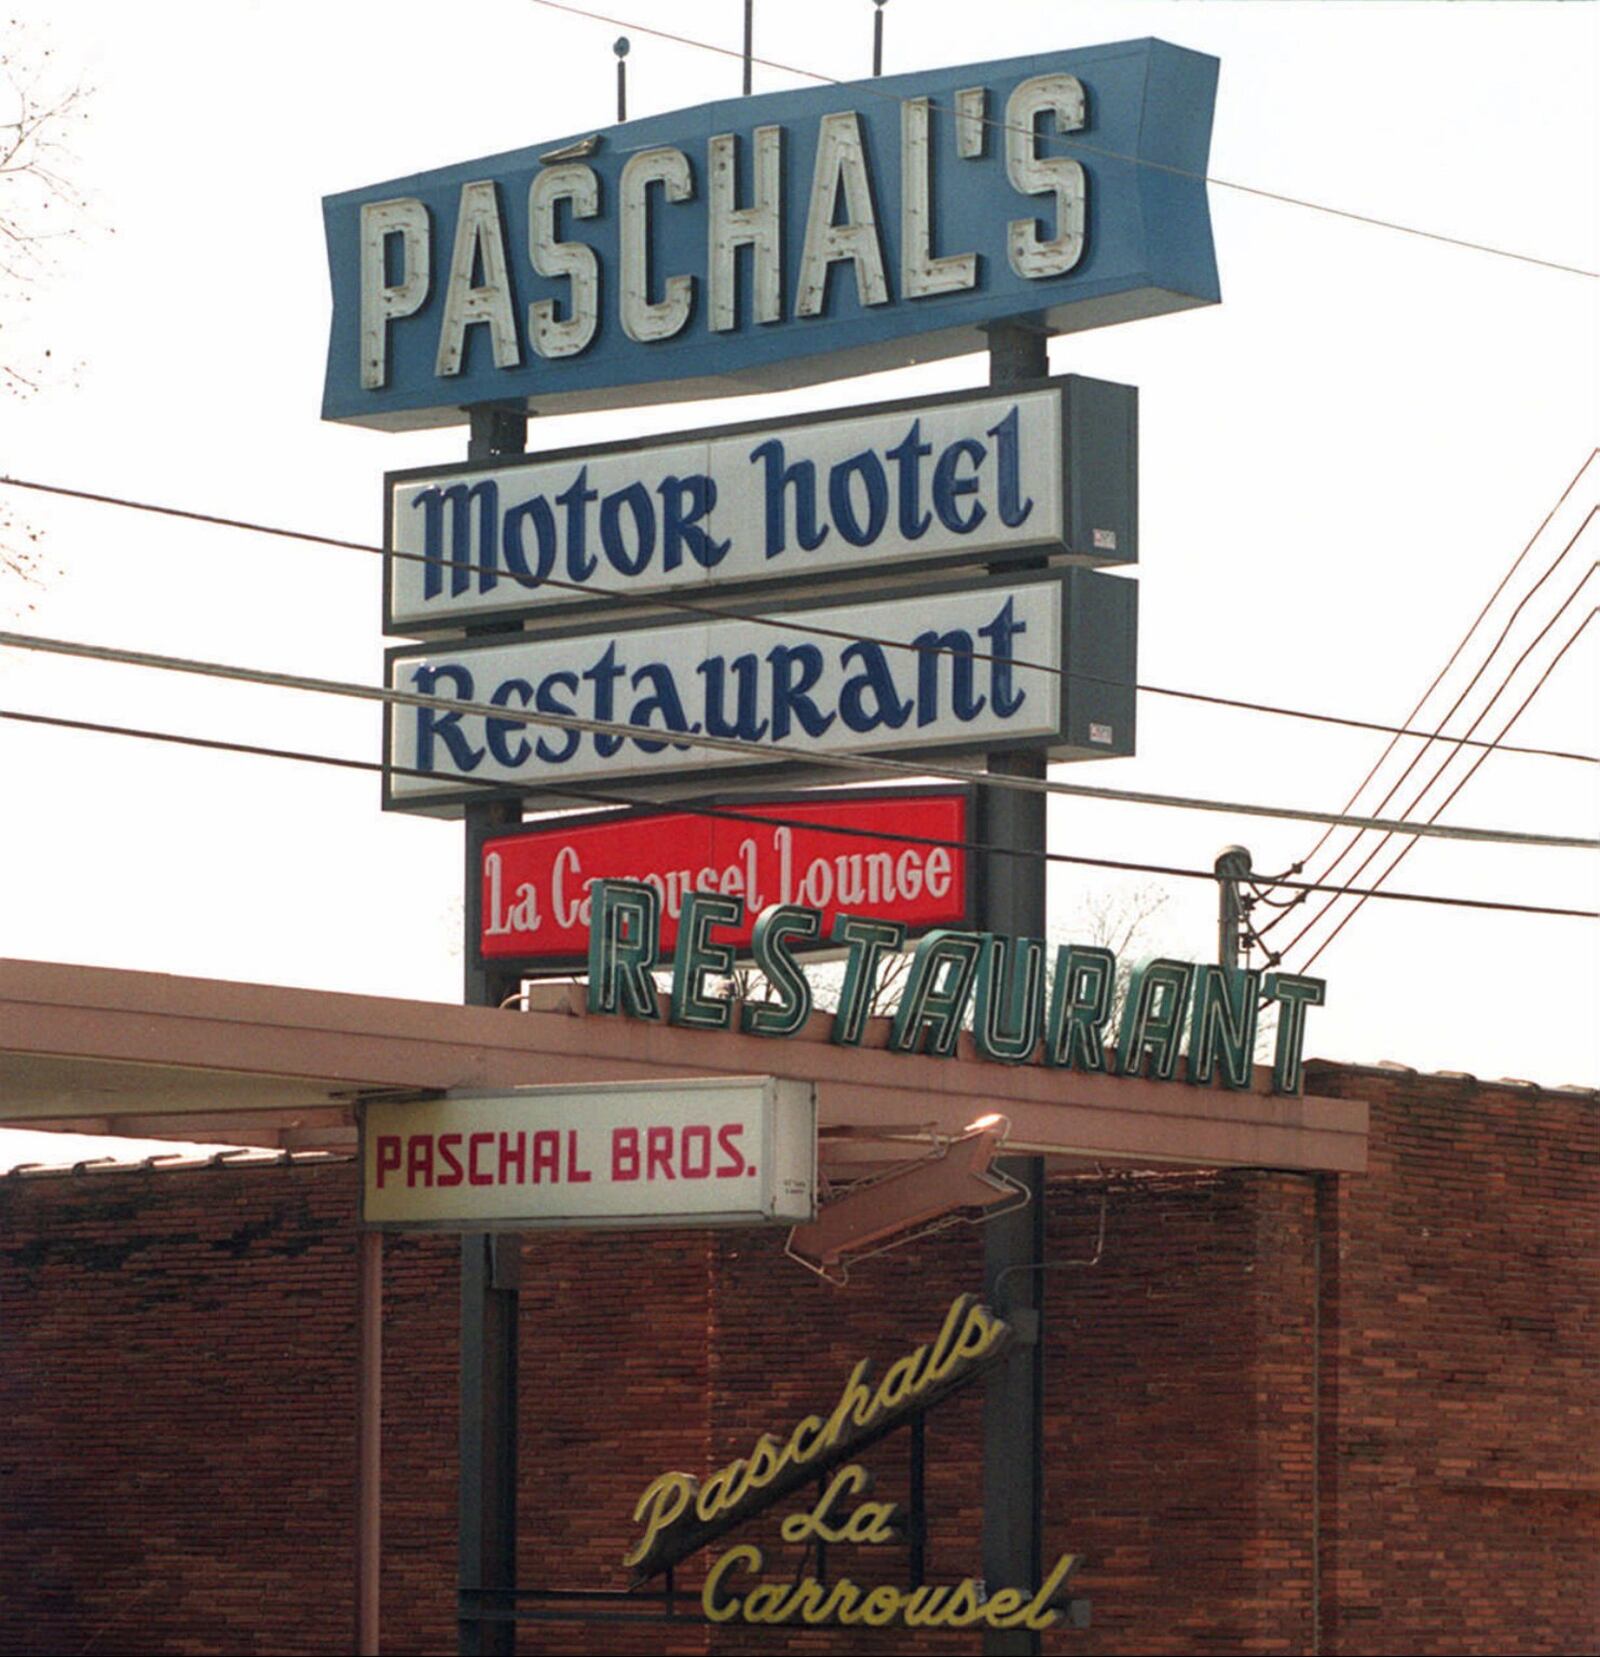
[624,1295,1081,1629]
[586,878,1326,1095]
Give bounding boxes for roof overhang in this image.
[0,957,1366,1172]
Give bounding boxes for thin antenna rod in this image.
[742,0,753,94]
[872,0,886,77]
[614,35,629,120]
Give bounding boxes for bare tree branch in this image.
[0,21,93,610]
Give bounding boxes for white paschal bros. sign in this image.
[384,381,1133,634]
[361,1077,816,1231]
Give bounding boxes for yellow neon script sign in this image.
[623,1295,1009,1576]
[703,1545,1080,1631]
[779,1465,897,1546]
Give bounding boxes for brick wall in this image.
[0,1163,360,1655]
[1305,1065,1600,1657]
[1,1068,1594,1655]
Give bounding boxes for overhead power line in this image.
[1,626,1594,850]
[1292,607,1600,974]
[522,0,1599,280]
[1310,528,1596,893]
[1277,451,1597,878]
[1279,589,1598,968]
[0,473,1591,768]
[1272,561,1599,950]
[1,703,1593,923]
[1313,559,1597,896]
[1257,472,1599,940]
[1134,682,1588,765]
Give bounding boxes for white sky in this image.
[0,0,1595,1169]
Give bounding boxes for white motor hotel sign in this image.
[382,380,1136,634]
[361,1076,816,1231]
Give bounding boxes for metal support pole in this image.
[614,37,629,123]
[459,1233,521,1655]
[459,403,527,1657]
[1215,844,1252,972]
[355,1226,383,1656]
[872,0,886,77]
[742,0,753,95]
[979,320,1049,1657]
[909,1410,926,1587]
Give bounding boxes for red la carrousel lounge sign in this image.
[479,788,971,971]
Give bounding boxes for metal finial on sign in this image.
[872,0,887,78]
[540,134,601,164]
[742,0,753,95]
[614,36,630,122]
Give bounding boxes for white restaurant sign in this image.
[361,1077,817,1231]
[383,380,1135,634]
[384,571,1136,812]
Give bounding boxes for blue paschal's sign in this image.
[324,39,1217,429]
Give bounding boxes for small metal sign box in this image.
[361,1077,816,1232]
[383,378,1136,636]
[477,786,974,974]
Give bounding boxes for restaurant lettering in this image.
[587,877,1327,1095]
[385,571,1139,811]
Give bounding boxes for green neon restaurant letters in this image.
[585,879,1325,1096]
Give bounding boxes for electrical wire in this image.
[1255,498,1599,940]
[0,472,1591,768]
[521,0,1599,280]
[1274,567,1598,959]
[1,23,1586,997]
[1,703,1592,922]
[1309,526,1594,890]
[1291,609,1600,974]
[1,625,1594,849]
[1138,682,1590,766]
[1267,452,1597,882]
[1245,881,1303,912]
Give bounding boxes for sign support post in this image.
[459,403,527,1657]
[980,322,1050,1657]
[1215,845,1252,972]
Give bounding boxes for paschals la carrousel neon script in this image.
[626,1295,1081,1630]
[586,879,1326,1095]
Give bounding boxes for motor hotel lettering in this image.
[384,382,1136,632]
[394,393,1047,629]
[323,41,1218,427]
